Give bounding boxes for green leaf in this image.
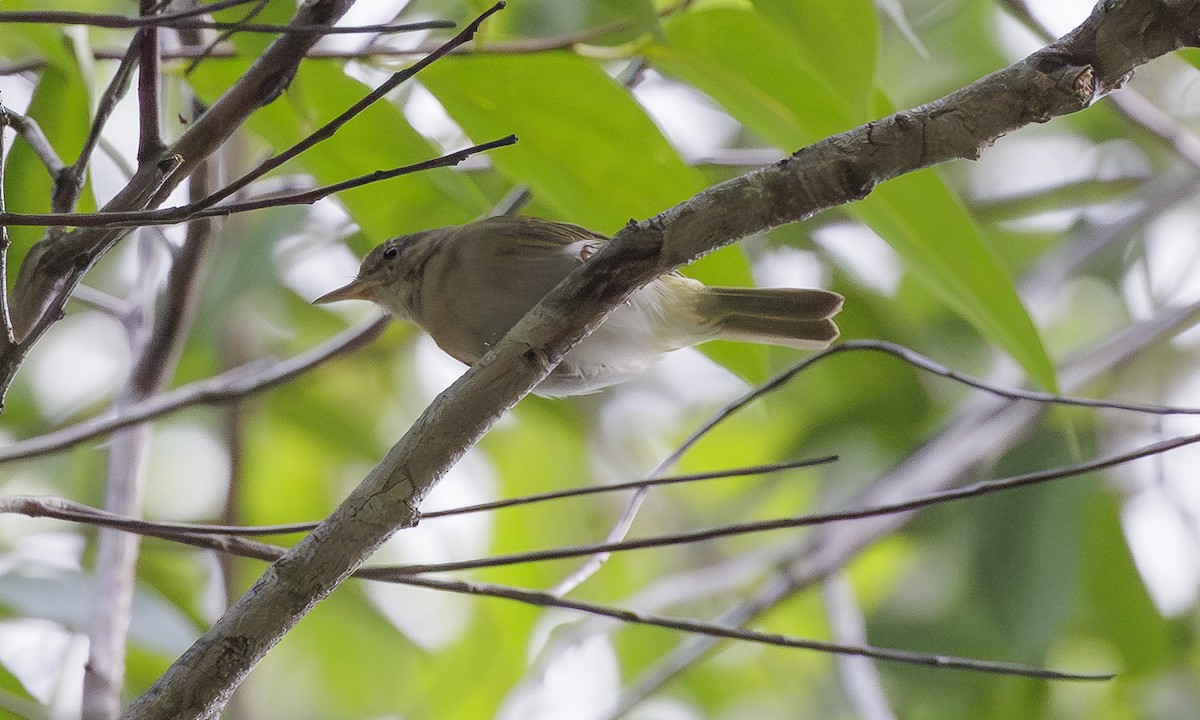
[750,0,878,118]
[596,0,662,38]
[420,52,705,228]
[651,9,855,140]
[852,175,1057,389]
[653,7,1058,389]
[1082,492,1174,676]
[972,433,1096,658]
[479,0,660,40]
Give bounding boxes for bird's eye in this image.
[382,245,399,261]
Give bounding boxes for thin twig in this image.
[137,0,163,163]
[0,317,388,463]
[0,135,517,228]
[184,0,271,76]
[832,340,1200,414]
[370,432,1200,576]
[169,136,518,224]
[661,337,1200,485]
[0,459,835,537]
[0,104,13,349]
[0,496,1113,683]
[55,32,144,214]
[395,575,1110,682]
[185,1,506,215]
[0,5,453,35]
[424,457,837,519]
[1,106,66,177]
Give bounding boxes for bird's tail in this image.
[693,286,843,349]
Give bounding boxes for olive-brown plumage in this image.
[315,216,842,396]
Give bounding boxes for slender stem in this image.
[0,104,13,350]
[0,495,1110,684]
[0,134,517,228]
[0,317,387,463]
[1,107,65,177]
[137,0,163,163]
[186,2,506,215]
[55,32,143,214]
[82,146,216,720]
[0,3,453,35]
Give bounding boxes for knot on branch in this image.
[1022,57,1099,124]
[520,344,556,372]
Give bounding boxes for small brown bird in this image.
[315,216,842,396]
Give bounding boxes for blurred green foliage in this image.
[0,1,1197,719]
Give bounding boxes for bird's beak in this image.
[313,277,378,305]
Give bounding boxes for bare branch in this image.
[398,575,1111,682]
[0,106,66,178]
[0,135,518,228]
[0,496,1112,683]
[54,32,143,214]
[136,0,163,164]
[424,457,837,519]
[0,316,387,463]
[0,2,453,35]
[2,0,367,396]
[0,458,836,539]
[358,432,1200,576]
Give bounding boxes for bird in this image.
[314,215,842,396]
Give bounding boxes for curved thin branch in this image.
[0,135,517,228]
[0,3,453,35]
[364,432,1200,576]
[0,107,65,177]
[0,497,1108,684]
[0,317,387,463]
[0,457,835,537]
